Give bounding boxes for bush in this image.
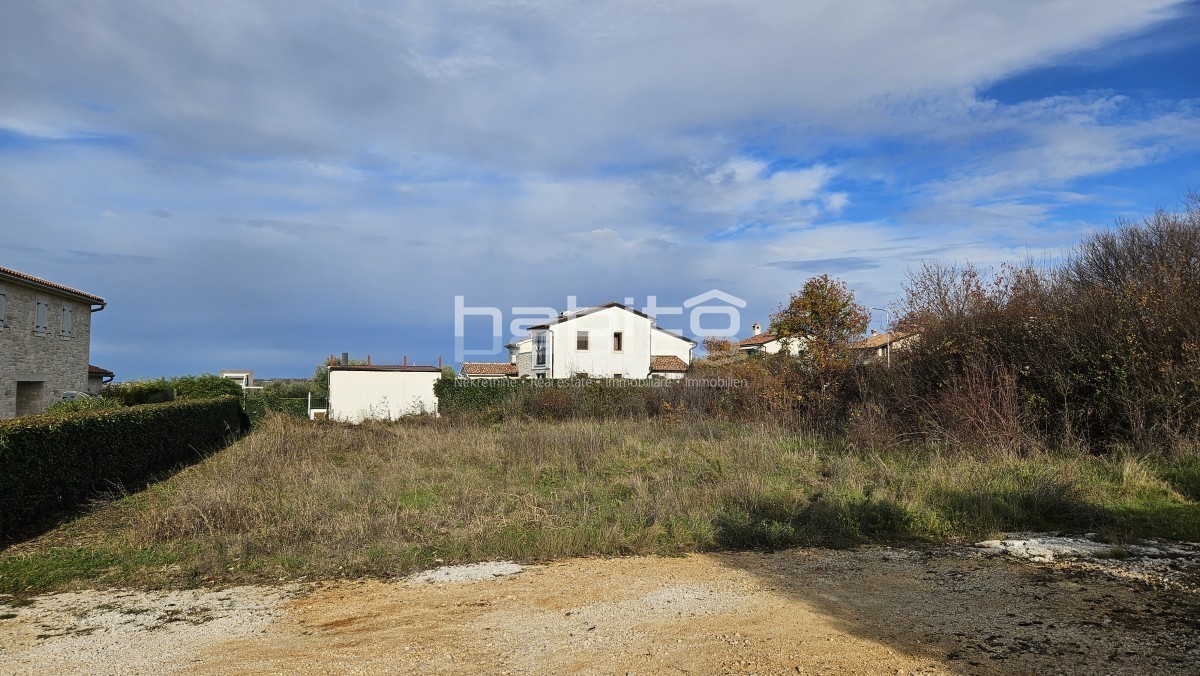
[0,396,246,537]
[43,397,125,416]
[244,385,313,426]
[103,374,243,406]
[866,194,1200,452]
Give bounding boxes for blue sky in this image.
[2,0,1199,378]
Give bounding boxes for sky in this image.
[2,0,1199,379]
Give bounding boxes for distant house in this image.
[0,266,106,418]
[460,302,695,380]
[219,369,255,389]
[327,363,441,422]
[87,364,115,395]
[734,323,805,356]
[529,302,695,379]
[849,330,917,364]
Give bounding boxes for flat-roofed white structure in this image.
[327,365,441,422]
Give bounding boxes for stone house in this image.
[0,266,106,418]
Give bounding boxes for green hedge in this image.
[103,374,243,406]
[433,376,745,421]
[0,396,246,537]
[244,391,312,425]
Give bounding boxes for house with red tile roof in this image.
[87,364,115,395]
[849,330,917,365]
[733,323,805,356]
[0,266,106,417]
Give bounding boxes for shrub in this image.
[43,397,125,416]
[103,374,243,406]
[0,396,245,537]
[871,195,1200,451]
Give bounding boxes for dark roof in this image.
[528,301,697,345]
[329,365,441,373]
[461,362,518,376]
[0,265,105,304]
[649,355,689,372]
[88,364,114,377]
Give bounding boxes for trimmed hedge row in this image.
[433,376,750,421]
[0,396,246,537]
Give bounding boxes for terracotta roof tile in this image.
[736,333,779,347]
[88,364,114,377]
[649,355,688,372]
[850,332,913,350]
[0,265,105,303]
[461,362,518,376]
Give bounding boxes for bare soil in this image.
[4,544,1200,674]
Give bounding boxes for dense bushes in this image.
[103,374,243,405]
[435,376,761,422]
[0,396,245,537]
[851,196,1200,452]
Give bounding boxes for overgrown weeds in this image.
[1,415,1196,594]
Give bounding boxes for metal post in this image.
[870,307,891,368]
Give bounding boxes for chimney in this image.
[752,323,761,336]
[341,352,349,367]
[870,329,878,336]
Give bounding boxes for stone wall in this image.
[0,281,94,418]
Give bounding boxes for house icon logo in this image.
[682,289,747,338]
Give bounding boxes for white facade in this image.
[530,303,694,379]
[742,336,805,356]
[327,366,440,422]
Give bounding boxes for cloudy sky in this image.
[3,1,1199,378]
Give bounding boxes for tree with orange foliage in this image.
[769,274,870,390]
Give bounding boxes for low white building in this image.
[327,364,441,422]
[528,302,695,379]
[735,323,805,356]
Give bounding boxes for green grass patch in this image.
[1,415,1197,593]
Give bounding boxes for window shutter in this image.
[35,300,48,334]
[61,304,73,338]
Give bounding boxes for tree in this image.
[769,274,870,379]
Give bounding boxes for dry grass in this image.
[2,414,1198,593]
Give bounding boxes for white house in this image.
[734,323,805,356]
[327,364,441,422]
[528,302,695,379]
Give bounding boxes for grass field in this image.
[2,414,1199,594]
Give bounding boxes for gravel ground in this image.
[3,536,1199,674]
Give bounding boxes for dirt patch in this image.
[3,544,1200,674]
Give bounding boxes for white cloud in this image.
[2,0,1197,375]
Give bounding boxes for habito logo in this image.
[453,290,747,361]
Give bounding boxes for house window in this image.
[60,303,73,338]
[613,331,623,352]
[577,330,589,351]
[534,334,547,367]
[612,373,623,380]
[34,298,49,335]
